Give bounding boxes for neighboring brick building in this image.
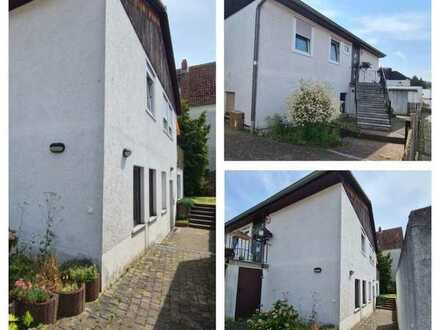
[376,226,404,281]
[177,60,216,171]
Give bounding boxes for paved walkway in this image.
[225,128,403,161]
[352,309,398,330]
[51,228,215,329]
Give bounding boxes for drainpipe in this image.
[250,0,267,132]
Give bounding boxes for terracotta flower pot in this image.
[17,293,58,325]
[85,275,100,302]
[56,283,85,319]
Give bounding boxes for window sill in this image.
[146,109,156,121]
[132,224,146,236]
[354,308,360,313]
[148,216,158,224]
[161,209,168,215]
[329,59,340,65]
[292,48,312,57]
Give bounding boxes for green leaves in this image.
[377,251,393,294]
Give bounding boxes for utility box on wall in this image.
[228,111,244,130]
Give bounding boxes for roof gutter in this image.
[250,0,266,132]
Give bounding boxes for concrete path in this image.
[352,309,398,330]
[51,228,215,329]
[225,128,403,161]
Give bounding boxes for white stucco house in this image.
[225,171,379,329]
[376,227,403,282]
[9,0,183,288]
[225,0,392,131]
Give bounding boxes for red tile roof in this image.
[177,61,216,107]
[376,227,404,251]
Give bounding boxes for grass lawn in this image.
[191,196,216,205]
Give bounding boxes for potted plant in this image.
[12,280,58,325]
[63,262,100,302]
[55,282,85,318]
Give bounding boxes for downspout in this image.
[250,0,267,132]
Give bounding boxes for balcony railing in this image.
[358,68,380,83]
[225,235,268,265]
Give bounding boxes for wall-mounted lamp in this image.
[349,270,355,277]
[122,148,132,158]
[49,143,65,154]
[313,267,322,274]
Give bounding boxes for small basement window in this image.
[149,169,157,217]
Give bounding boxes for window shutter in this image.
[296,19,312,39]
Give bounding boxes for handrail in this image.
[225,235,268,265]
[379,67,392,122]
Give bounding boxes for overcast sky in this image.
[163,0,216,68]
[225,171,431,232]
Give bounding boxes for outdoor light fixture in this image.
[349,270,355,277]
[49,143,65,154]
[122,148,132,158]
[313,267,322,274]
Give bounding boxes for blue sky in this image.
[302,0,432,80]
[225,171,431,231]
[163,0,216,68]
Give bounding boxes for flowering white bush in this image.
[286,80,338,126]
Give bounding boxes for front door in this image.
[235,267,262,319]
[225,91,235,113]
[169,180,174,230]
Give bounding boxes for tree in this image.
[410,75,431,89]
[178,100,210,196]
[377,251,393,294]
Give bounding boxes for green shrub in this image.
[59,282,79,293]
[12,285,50,304]
[266,114,341,147]
[9,254,37,289]
[247,300,305,330]
[63,264,99,283]
[226,318,249,330]
[176,198,194,220]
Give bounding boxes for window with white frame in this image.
[368,281,372,302]
[362,280,366,305]
[330,38,340,63]
[294,18,312,55]
[146,72,154,114]
[168,103,173,135]
[361,233,366,254]
[161,171,167,211]
[355,279,360,309]
[133,166,144,226]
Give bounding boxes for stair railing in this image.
[379,67,392,122]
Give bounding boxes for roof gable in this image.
[376,227,404,251]
[225,171,378,251]
[177,62,216,107]
[224,0,385,58]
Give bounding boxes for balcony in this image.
[225,233,269,266]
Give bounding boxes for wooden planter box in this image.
[85,275,101,302]
[17,293,59,325]
[56,284,85,319]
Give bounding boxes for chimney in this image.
[181,59,188,72]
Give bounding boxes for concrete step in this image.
[193,203,216,210]
[357,116,391,124]
[189,212,215,221]
[357,111,389,118]
[190,208,216,216]
[189,222,214,230]
[358,122,391,131]
[189,217,215,226]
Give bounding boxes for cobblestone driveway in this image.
[352,309,398,330]
[51,228,215,329]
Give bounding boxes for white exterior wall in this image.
[225,264,240,319]
[224,1,259,123]
[339,187,377,330]
[256,0,356,127]
[101,0,178,288]
[188,104,216,171]
[261,184,342,325]
[9,0,106,264]
[386,79,411,87]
